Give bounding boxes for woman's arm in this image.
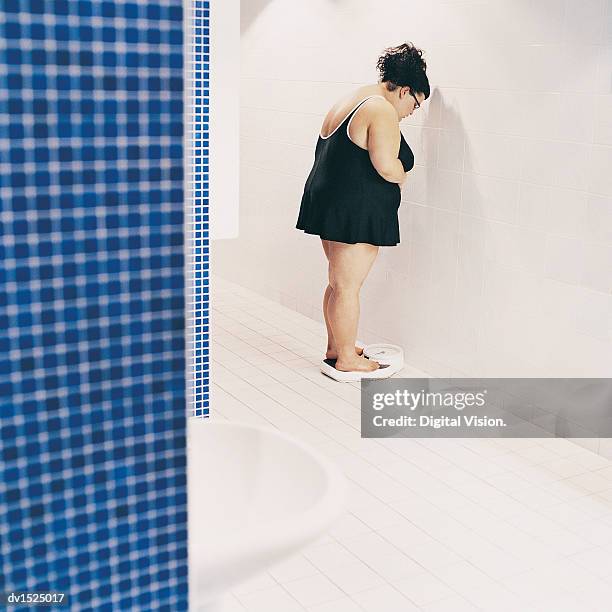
[366,101,406,184]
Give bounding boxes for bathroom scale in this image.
[320,343,404,382]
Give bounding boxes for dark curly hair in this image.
[376,42,430,100]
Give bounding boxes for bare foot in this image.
[326,346,363,360]
[335,354,380,372]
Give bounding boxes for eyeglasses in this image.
[409,90,420,110]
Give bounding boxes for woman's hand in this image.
[398,171,408,189]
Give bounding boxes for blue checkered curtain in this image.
[0,2,188,610]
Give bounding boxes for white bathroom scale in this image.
[320,343,404,382]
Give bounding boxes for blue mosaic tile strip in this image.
[190,0,209,418]
[0,2,187,610]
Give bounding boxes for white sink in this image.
[188,419,348,611]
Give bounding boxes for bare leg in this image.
[321,241,363,359]
[327,241,380,372]
[323,283,334,354]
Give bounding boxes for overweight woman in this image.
[296,42,430,377]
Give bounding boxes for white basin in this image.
[188,419,348,611]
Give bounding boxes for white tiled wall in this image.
[214,0,612,377]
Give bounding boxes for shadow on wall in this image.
[241,0,275,34]
[379,86,486,368]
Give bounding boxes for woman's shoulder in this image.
[340,90,393,123]
[321,87,394,137]
[337,87,390,109]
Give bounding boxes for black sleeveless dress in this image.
[296,95,414,246]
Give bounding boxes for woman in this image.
[296,42,430,378]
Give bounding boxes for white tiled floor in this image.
[205,276,612,612]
